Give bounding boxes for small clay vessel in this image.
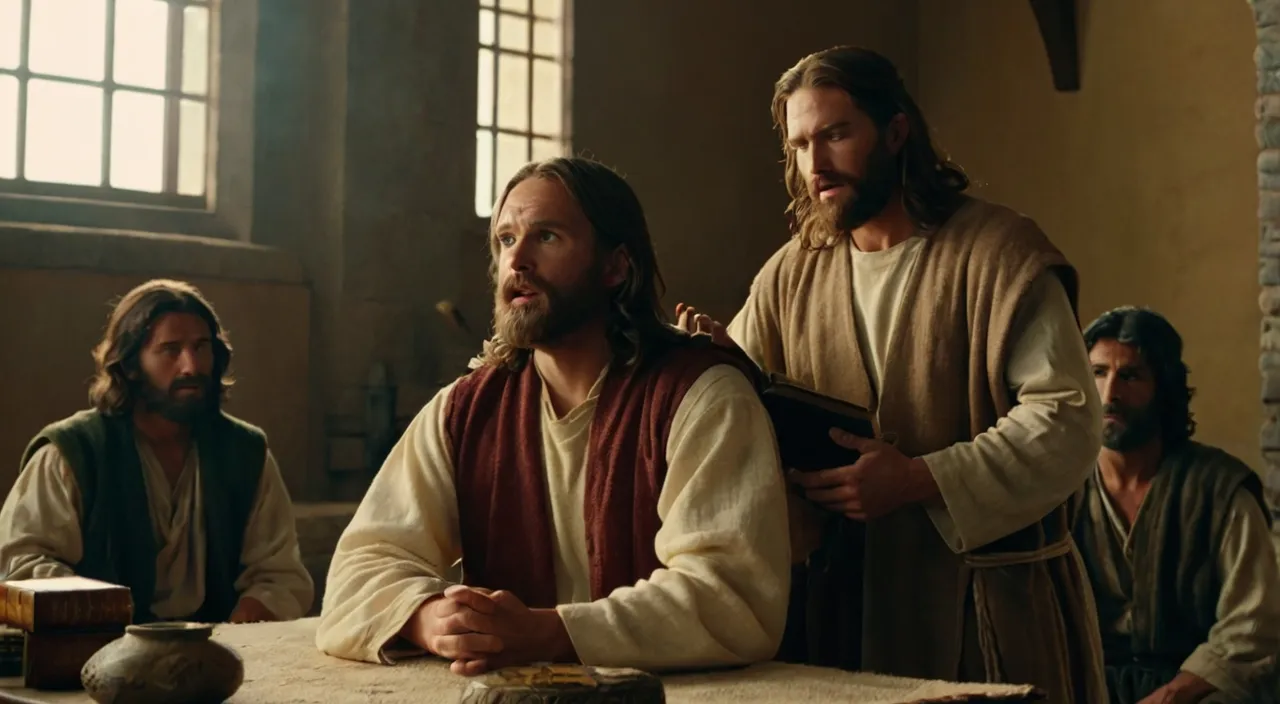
[81,622,244,704]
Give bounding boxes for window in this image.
[475,0,571,218]
[0,0,257,240]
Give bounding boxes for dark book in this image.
[758,373,870,670]
[760,373,876,472]
[23,627,123,690]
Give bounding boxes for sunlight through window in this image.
[0,0,215,201]
[475,0,570,218]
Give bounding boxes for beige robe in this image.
[315,364,792,671]
[1082,465,1280,701]
[727,197,1107,703]
[0,439,314,621]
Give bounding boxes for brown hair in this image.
[88,279,235,415]
[479,157,679,370]
[772,46,970,249]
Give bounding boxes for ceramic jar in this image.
[81,622,244,704]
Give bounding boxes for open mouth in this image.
[815,179,848,200]
[508,287,540,305]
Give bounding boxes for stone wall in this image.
[1254,0,1280,524]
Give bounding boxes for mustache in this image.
[1102,403,1131,417]
[169,376,209,392]
[501,274,549,300]
[811,170,857,192]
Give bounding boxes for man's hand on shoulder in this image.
[675,303,737,349]
[402,585,576,676]
[788,430,940,520]
[229,595,278,624]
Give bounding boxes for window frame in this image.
[0,0,257,242]
[474,0,573,219]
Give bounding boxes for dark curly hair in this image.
[1083,306,1196,447]
[88,279,235,416]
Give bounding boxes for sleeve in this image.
[1180,489,1280,700]
[314,381,464,664]
[726,247,789,375]
[555,365,792,670]
[0,443,84,579]
[921,271,1104,552]
[233,449,317,621]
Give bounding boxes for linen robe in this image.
[728,196,1108,703]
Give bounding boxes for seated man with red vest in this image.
[315,157,791,675]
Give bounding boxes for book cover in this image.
[760,373,876,472]
[0,576,133,633]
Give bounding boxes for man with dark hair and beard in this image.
[315,157,790,675]
[1076,306,1280,704]
[675,46,1107,701]
[0,279,314,624]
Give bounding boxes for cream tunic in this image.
[1084,466,1280,698]
[0,438,314,621]
[314,364,792,671]
[736,234,1102,554]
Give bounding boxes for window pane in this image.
[532,20,560,58]
[113,0,169,90]
[0,75,16,178]
[477,48,493,127]
[182,5,210,96]
[498,14,528,52]
[499,0,529,12]
[109,90,164,192]
[479,9,495,46]
[531,59,561,137]
[496,53,528,131]
[531,137,561,163]
[29,0,107,81]
[495,132,527,199]
[475,129,494,217]
[0,0,22,70]
[479,0,494,6]
[25,79,103,186]
[177,99,206,195]
[532,0,561,20]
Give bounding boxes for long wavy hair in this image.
[88,279,235,416]
[1083,306,1196,447]
[478,157,679,370]
[772,46,970,249]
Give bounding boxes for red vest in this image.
[443,337,759,607]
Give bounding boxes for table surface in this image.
[0,618,1040,704]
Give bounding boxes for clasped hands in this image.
[400,584,576,676]
[674,303,938,520]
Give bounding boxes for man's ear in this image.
[603,246,631,289]
[886,112,909,156]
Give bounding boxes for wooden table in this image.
[0,618,1039,703]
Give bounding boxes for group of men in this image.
[0,46,1276,704]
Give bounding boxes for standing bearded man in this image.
[677,46,1107,702]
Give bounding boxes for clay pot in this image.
[80,622,244,704]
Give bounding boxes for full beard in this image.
[139,376,215,424]
[1101,402,1160,452]
[799,138,899,245]
[493,271,607,349]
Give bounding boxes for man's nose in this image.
[506,235,535,272]
[176,348,199,375]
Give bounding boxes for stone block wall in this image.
[1254,0,1280,527]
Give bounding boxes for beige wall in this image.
[572,0,918,324]
[0,265,311,492]
[917,0,1262,468]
